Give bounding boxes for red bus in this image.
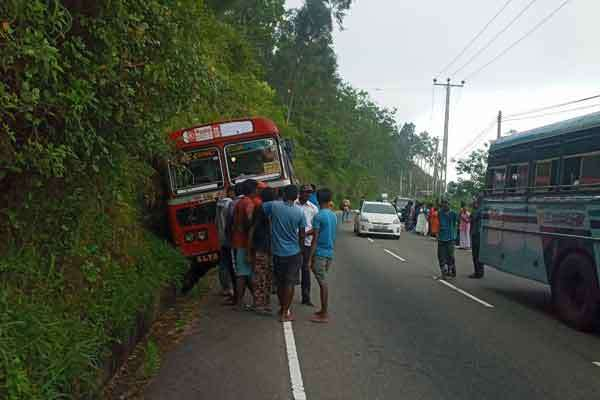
[166,117,295,264]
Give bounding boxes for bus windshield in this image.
[226,138,282,183]
[169,148,223,194]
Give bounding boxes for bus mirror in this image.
[284,138,294,159]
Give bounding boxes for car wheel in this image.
[551,253,600,331]
[395,235,401,240]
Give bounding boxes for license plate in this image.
[197,253,219,263]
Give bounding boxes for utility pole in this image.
[497,110,502,139]
[432,139,439,196]
[433,78,465,193]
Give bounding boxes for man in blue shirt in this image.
[438,198,458,280]
[263,185,306,322]
[309,188,337,323]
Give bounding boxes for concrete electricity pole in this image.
[433,78,464,193]
[497,110,502,139]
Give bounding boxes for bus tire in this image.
[551,253,600,332]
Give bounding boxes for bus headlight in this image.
[198,230,208,241]
[184,232,195,242]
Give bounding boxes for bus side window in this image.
[534,161,552,191]
[580,153,600,187]
[562,156,582,187]
[491,167,506,193]
[507,164,528,191]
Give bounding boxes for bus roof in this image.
[169,117,279,149]
[490,111,600,152]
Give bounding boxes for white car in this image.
[354,201,401,239]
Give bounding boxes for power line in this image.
[504,102,600,122]
[505,92,600,118]
[451,119,496,159]
[464,0,573,81]
[437,0,515,77]
[451,0,539,78]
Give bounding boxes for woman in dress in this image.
[249,187,275,314]
[459,202,471,249]
[416,203,429,235]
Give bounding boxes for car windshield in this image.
[226,138,282,183]
[363,203,396,214]
[169,148,223,194]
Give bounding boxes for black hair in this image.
[260,187,275,203]
[234,182,244,196]
[317,188,332,205]
[283,184,299,201]
[244,179,258,196]
[310,183,317,191]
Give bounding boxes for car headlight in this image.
[360,216,369,223]
[393,218,400,224]
[184,232,195,242]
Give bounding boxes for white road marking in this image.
[368,238,374,243]
[384,249,406,262]
[593,362,600,368]
[283,321,307,400]
[433,276,495,308]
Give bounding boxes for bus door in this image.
[481,165,507,268]
[500,162,532,277]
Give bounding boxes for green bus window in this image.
[562,157,582,186]
[581,154,600,185]
[508,164,528,189]
[492,167,506,191]
[535,161,551,187]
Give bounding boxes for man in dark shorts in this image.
[262,185,306,322]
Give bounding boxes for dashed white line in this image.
[367,238,374,243]
[593,362,600,368]
[384,249,406,262]
[283,321,307,400]
[433,276,495,308]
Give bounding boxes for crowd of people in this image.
[403,198,484,280]
[215,180,338,323]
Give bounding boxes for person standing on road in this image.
[308,188,337,323]
[341,198,351,223]
[459,202,471,250]
[429,203,440,238]
[231,180,257,310]
[249,187,276,313]
[437,199,458,279]
[469,198,485,279]
[216,186,235,300]
[262,185,306,322]
[296,185,319,306]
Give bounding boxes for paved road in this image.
[144,224,600,400]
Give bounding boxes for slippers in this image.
[279,311,295,322]
[310,315,329,323]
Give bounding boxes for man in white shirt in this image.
[296,184,319,306]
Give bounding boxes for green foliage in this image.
[142,340,161,378]
[449,146,489,201]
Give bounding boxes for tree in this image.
[453,146,489,198]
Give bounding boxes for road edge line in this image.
[384,249,406,262]
[433,276,495,308]
[283,321,307,400]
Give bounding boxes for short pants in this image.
[313,256,332,283]
[273,253,302,287]
[234,248,252,277]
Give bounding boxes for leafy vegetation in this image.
[0,0,437,398]
[448,146,489,202]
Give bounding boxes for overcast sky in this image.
[285,0,599,179]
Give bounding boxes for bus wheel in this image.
[551,253,600,332]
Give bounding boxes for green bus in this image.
[481,111,600,331]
